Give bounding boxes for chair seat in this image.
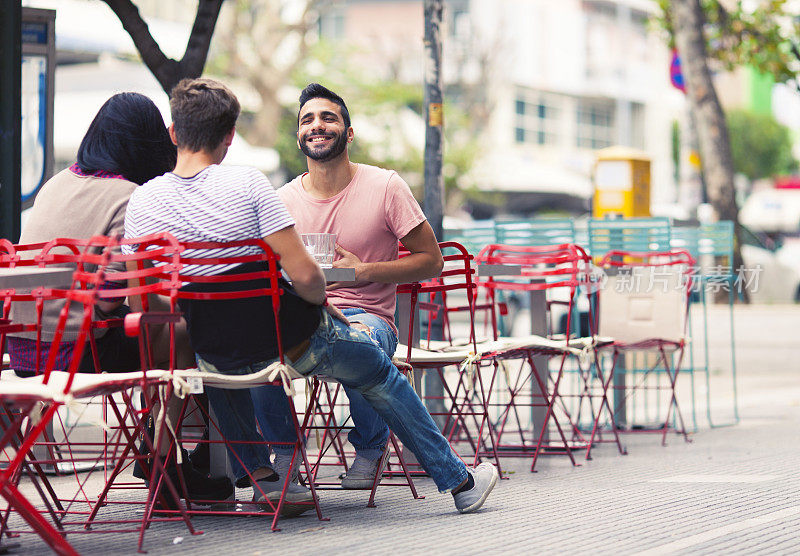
[598,338,684,352]
[0,362,309,399]
[394,344,475,365]
[171,361,303,390]
[1,369,167,398]
[395,336,613,367]
[0,376,61,403]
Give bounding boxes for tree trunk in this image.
[670,0,747,301]
[103,0,222,95]
[423,0,446,427]
[423,0,444,240]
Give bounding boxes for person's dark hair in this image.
[298,83,351,128]
[169,78,240,152]
[77,92,176,185]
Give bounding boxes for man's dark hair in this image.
[169,78,241,152]
[77,92,176,185]
[298,83,351,128]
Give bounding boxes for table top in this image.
[0,266,74,289]
[322,267,355,282]
[476,264,522,277]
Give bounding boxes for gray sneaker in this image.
[271,452,300,483]
[253,477,314,517]
[341,453,386,490]
[452,462,499,514]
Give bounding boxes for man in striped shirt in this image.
[124,78,498,515]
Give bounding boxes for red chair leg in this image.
[0,482,78,556]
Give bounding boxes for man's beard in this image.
[300,131,348,162]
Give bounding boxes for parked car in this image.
[743,230,800,303]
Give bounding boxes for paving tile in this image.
[3,305,800,554]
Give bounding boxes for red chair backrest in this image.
[396,241,478,359]
[143,238,287,364]
[31,233,182,390]
[596,249,696,344]
[474,243,595,340]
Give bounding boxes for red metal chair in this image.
[394,241,502,474]
[474,243,623,471]
[0,233,191,553]
[135,238,326,532]
[297,244,423,506]
[300,374,423,507]
[586,249,696,452]
[0,239,80,555]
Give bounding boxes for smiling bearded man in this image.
[253,83,481,496]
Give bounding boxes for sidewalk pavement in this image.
[7,305,800,555]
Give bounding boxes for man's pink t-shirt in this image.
[277,164,426,332]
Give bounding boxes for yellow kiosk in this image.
[593,146,651,218]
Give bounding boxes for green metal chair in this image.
[442,220,496,257]
[587,217,673,431]
[587,216,672,257]
[671,222,739,429]
[495,218,575,247]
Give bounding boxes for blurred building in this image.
[318,0,683,217]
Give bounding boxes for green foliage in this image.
[654,0,800,85]
[672,119,681,184]
[726,108,797,179]
[273,105,307,180]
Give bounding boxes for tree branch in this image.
[102,0,222,95]
[179,0,224,84]
[102,0,177,93]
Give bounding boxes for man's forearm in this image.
[355,252,443,284]
[292,273,327,305]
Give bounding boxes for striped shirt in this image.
[122,164,294,275]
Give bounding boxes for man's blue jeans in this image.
[199,312,467,493]
[255,308,393,461]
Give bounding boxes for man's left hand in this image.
[333,244,363,280]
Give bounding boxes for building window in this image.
[448,0,470,39]
[317,8,345,39]
[576,100,614,149]
[631,102,645,150]
[514,90,559,146]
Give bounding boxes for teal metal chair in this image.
[495,218,576,247]
[587,217,673,431]
[587,217,672,257]
[442,220,496,257]
[671,222,739,429]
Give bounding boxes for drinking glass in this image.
[301,233,337,268]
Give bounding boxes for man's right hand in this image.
[325,301,350,325]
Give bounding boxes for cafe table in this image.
[0,265,80,555]
[1,266,74,369]
[0,266,74,290]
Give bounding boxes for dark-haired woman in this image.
[6,92,231,503]
[8,92,178,374]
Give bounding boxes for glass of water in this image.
[301,233,337,268]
